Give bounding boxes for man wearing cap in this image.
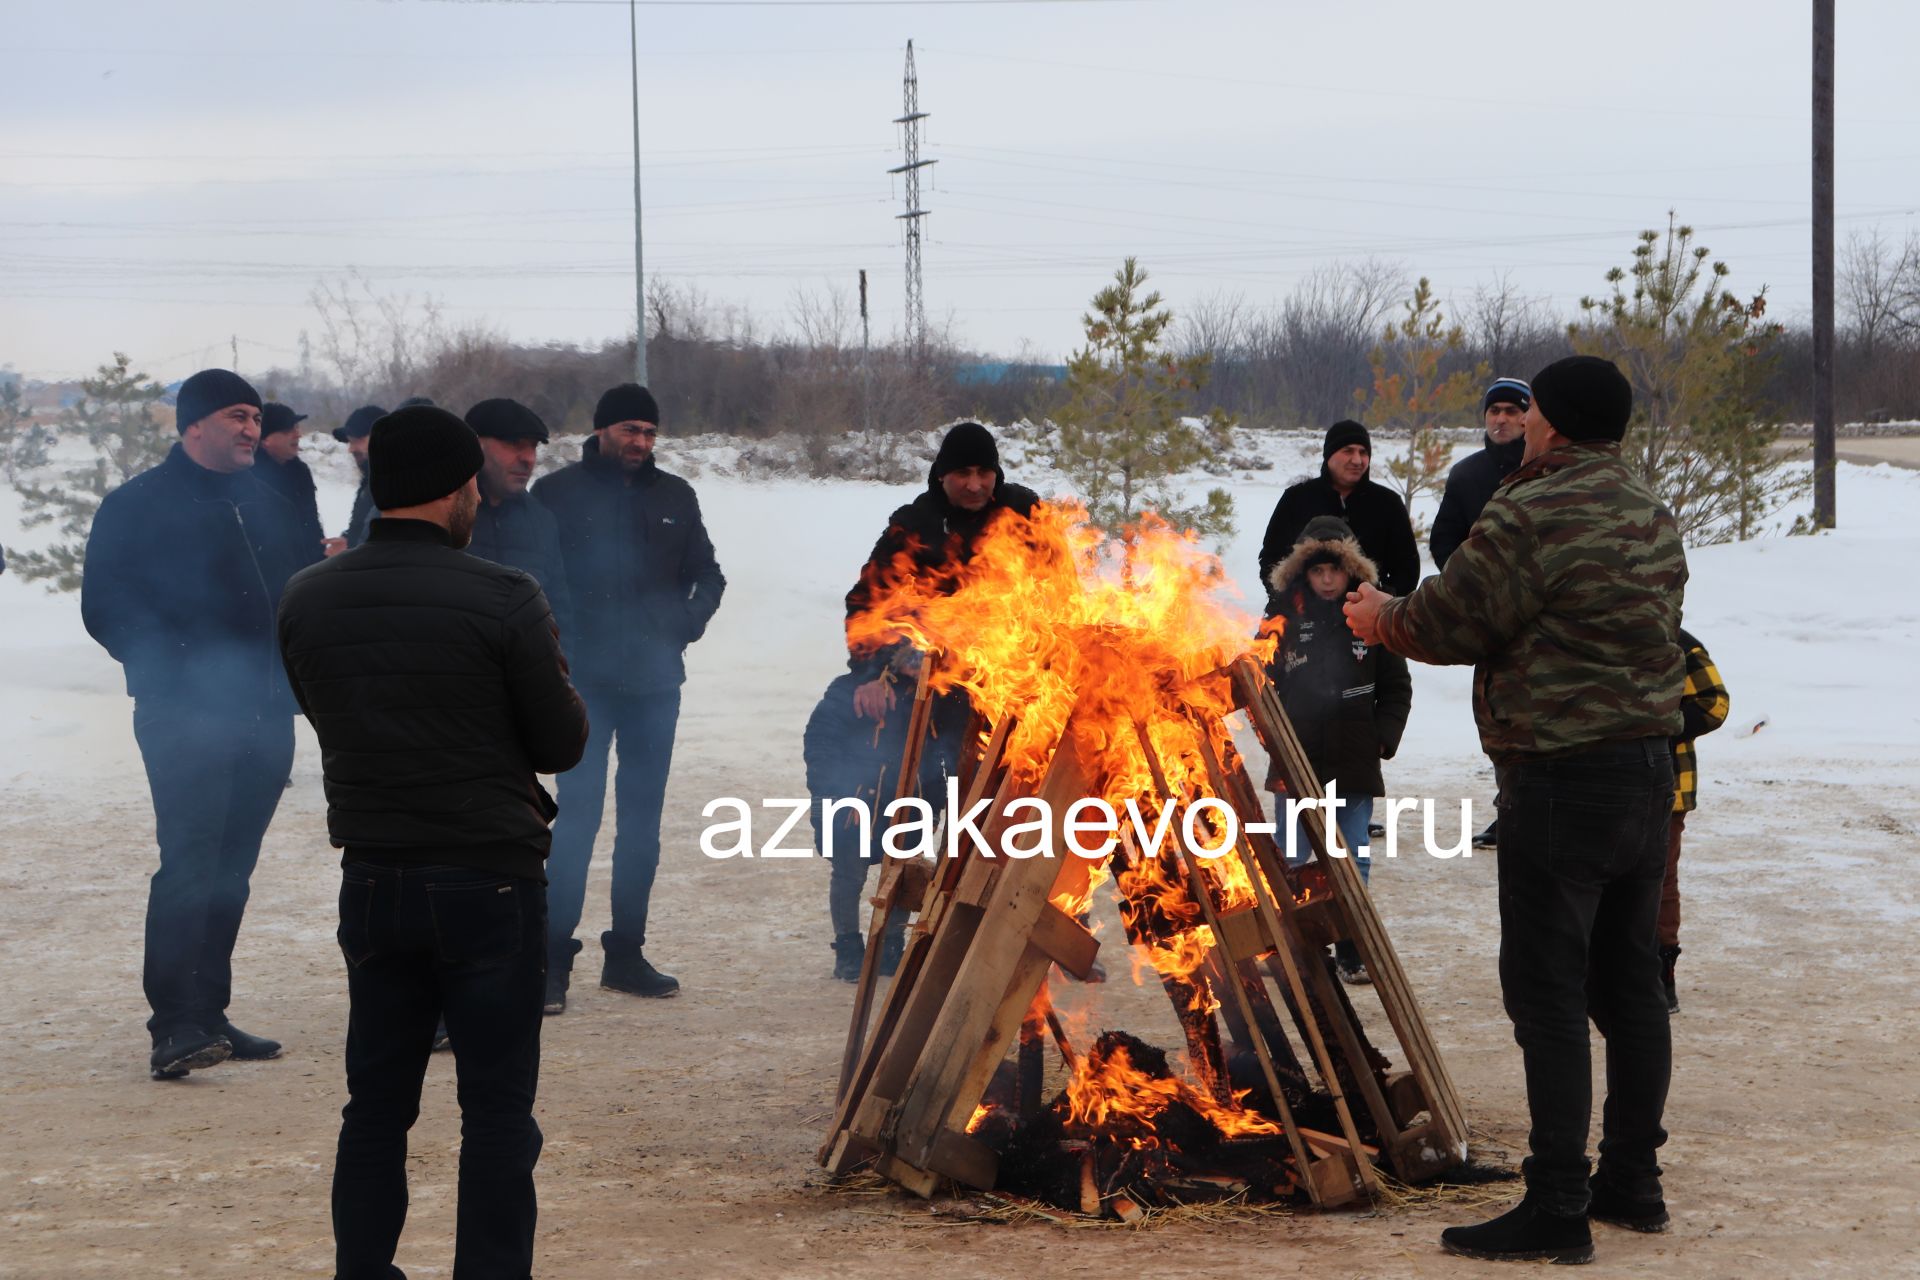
[531,383,725,1006]
[1257,419,1421,601]
[1344,356,1687,1265]
[465,397,573,643]
[1431,377,1532,571]
[255,401,327,558]
[816,423,1040,980]
[327,404,386,556]
[278,404,588,1279]
[1431,376,1533,850]
[81,368,320,1080]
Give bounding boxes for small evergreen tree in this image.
[1572,215,1805,543]
[1047,258,1235,544]
[0,376,53,484]
[11,352,172,591]
[1356,278,1487,536]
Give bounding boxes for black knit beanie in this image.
[465,398,550,443]
[594,383,660,431]
[395,395,437,410]
[1298,514,1355,545]
[333,404,387,443]
[369,406,484,510]
[1529,356,1633,444]
[174,369,261,434]
[1323,419,1370,460]
[261,402,307,437]
[928,421,1000,486]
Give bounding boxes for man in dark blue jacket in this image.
[1429,377,1530,571]
[465,397,573,642]
[81,368,320,1080]
[327,404,385,556]
[254,401,327,559]
[531,383,725,1007]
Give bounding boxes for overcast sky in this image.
[5,0,1916,385]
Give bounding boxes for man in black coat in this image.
[254,401,327,559]
[465,397,574,642]
[327,404,385,556]
[1257,420,1421,600]
[80,368,320,1080]
[278,404,588,1280]
[531,383,725,1006]
[1429,377,1530,570]
[819,422,1040,978]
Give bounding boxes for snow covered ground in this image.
[1,432,1916,1276]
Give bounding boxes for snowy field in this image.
[1,431,1917,1277]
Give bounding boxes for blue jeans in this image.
[333,861,547,1280]
[1494,737,1674,1214]
[547,685,680,959]
[1280,792,1376,885]
[132,703,294,1040]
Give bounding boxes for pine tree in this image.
[1047,258,1235,544]
[1572,215,1805,543]
[1356,278,1486,536]
[0,376,52,484]
[11,353,172,591]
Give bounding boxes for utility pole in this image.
[630,0,648,384]
[859,269,873,432]
[888,40,934,358]
[230,334,239,372]
[1812,0,1836,527]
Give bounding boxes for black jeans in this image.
[547,685,680,961]
[132,702,294,1041]
[333,862,547,1280]
[1495,737,1675,1214]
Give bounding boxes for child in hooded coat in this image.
[1264,515,1413,979]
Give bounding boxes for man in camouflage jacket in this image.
[1346,355,1687,1265]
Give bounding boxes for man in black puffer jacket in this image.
[82,368,321,1081]
[817,422,1040,979]
[1429,377,1530,571]
[253,401,327,558]
[1257,420,1421,600]
[277,405,587,1280]
[464,397,573,643]
[531,383,725,1006]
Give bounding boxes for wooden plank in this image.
[1029,902,1099,979]
[925,1127,1000,1192]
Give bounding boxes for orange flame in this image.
[1065,1039,1279,1141]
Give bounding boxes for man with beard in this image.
[814,422,1039,979]
[533,383,725,1008]
[278,404,588,1279]
[327,404,385,556]
[1345,356,1686,1265]
[255,401,327,558]
[464,397,573,643]
[81,368,319,1079]
[1257,420,1421,600]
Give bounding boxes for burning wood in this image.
[821,502,1467,1218]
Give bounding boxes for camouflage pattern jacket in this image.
[1372,439,1687,761]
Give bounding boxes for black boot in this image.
[150,1028,232,1081]
[1472,817,1499,849]
[1588,1173,1670,1233]
[833,932,865,982]
[602,945,680,999]
[214,1022,282,1061]
[546,938,583,1015]
[1659,944,1681,1014]
[1334,938,1371,985]
[1440,1198,1594,1264]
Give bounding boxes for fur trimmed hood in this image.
[1267,516,1380,595]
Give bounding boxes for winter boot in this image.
[1658,944,1681,1014]
[546,938,583,1015]
[1440,1198,1594,1264]
[150,1028,232,1081]
[1587,1173,1670,1233]
[601,937,680,999]
[214,1022,282,1061]
[833,932,866,982]
[1334,938,1371,985]
[1472,817,1499,849]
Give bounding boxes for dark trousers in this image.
[333,861,547,1280]
[1656,811,1687,950]
[547,685,680,960]
[1494,736,1675,1214]
[132,702,294,1041]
